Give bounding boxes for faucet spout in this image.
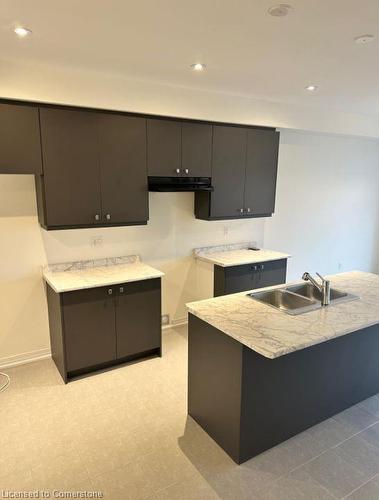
[302,272,331,306]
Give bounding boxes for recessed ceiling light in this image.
[14,27,32,37]
[190,63,206,71]
[305,85,318,92]
[354,34,375,45]
[268,4,294,17]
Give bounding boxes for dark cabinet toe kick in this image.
[188,313,379,464]
[67,347,161,381]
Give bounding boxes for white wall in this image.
[0,176,264,365]
[1,59,379,365]
[1,57,379,139]
[265,129,379,280]
[2,129,379,366]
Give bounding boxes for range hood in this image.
[148,176,214,192]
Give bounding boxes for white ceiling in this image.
[1,0,378,115]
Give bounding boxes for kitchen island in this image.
[186,271,379,464]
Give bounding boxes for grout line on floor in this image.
[341,472,379,499]
[282,417,379,499]
[288,416,379,475]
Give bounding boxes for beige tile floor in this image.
[2,325,379,499]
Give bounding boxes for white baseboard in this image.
[0,322,188,369]
[163,317,188,330]
[0,348,51,369]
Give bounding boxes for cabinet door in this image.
[39,108,102,227]
[0,103,42,174]
[215,264,259,296]
[116,279,161,359]
[244,129,280,215]
[147,119,181,176]
[182,122,212,177]
[98,114,148,224]
[210,126,247,218]
[62,287,117,372]
[256,259,287,289]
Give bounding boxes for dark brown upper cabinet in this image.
[147,118,181,177]
[244,129,279,216]
[98,113,148,225]
[38,108,102,228]
[195,125,280,220]
[147,118,212,177]
[0,98,279,226]
[207,125,247,218]
[181,122,212,177]
[36,108,148,229]
[0,103,42,174]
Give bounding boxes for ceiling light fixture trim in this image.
[190,63,206,71]
[14,27,32,37]
[354,34,375,45]
[268,4,294,17]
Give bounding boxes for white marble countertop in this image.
[187,271,379,359]
[43,255,164,293]
[194,243,290,267]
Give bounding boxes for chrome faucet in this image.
[302,272,331,306]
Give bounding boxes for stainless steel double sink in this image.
[248,283,359,315]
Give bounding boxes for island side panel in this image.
[239,323,379,463]
[188,313,243,463]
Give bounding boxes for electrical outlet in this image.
[161,314,170,326]
[92,236,103,247]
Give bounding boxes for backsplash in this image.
[44,255,140,273]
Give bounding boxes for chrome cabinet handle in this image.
[107,288,113,295]
[106,214,111,220]
[119,286,124,293]
[261,264,265,270]
[238,208,244,213]
[94,214,100,221]
[175,168,181,174]
[184,168,189,174]
[246,208,251,213]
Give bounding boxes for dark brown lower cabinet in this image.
[46,278,161,382]
[214,259,287,297]
[63,286,117,372]
[116,279,161,358]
